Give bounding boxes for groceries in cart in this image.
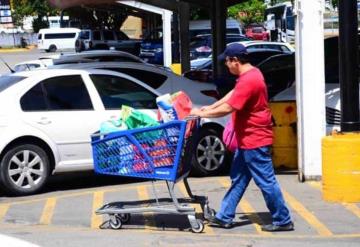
[95,91,195,175]
[91,98,212,233]
[100,106,159,134]
[156,91,193,122]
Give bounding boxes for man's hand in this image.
[190,108,203,117]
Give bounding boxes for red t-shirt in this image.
[226,67,273,149]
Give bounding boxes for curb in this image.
[0,46,36,53]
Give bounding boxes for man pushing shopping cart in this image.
[91,93,215,233]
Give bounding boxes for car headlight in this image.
[156,48,163,52]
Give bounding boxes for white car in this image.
[13,60,51,72]
[0,68,227,195]
[231,41,295,53]
[271,83,345,134]
[12,50,145,72]
[190,41,294,69]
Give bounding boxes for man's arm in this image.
[192,103,234,118]
[202,90,234,111]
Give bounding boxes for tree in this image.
[331,0,338,9]
[11,0,60,32]
[228,0,266,27]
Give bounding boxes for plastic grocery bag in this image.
[156,91,193,122]
[99,118,127,134]
[171,91,192,120]
[121,105,159,129]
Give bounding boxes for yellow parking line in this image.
[4,178,219,207]
[282,189,333,236]
[219,178,271,235]
[39,198,57,225]
[343,203,360,219]
[91,191,104,229]
[0,204,10,221]
[308,181,360,219]
[137,186,155,231]
[177,182,215,235]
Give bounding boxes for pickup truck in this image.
[75,29,142,56]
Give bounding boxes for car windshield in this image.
[0,76,26,93]
[190,37,210,49]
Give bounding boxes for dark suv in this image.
[75,29,142,55]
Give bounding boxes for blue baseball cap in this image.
[218,43,248,61]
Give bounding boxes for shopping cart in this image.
[91,116,215,233]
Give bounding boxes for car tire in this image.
[0,144,50,196]
[49,45,57,52]
[191,127,229,176]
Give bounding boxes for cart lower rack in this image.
[91,117,215,233]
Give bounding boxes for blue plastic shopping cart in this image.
[91,117,214,233]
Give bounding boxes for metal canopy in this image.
[59,0,244,74]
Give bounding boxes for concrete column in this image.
[295,0,326,180]
[211,0,226,80]
[338,0,360,131]
[178,2,190,73]
[162,9,172,67]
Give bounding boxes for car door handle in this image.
[37,118,52,125]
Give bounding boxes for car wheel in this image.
[191,127,228,176]
[49,45,57,52]
[0,144,50,196]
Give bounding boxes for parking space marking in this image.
[91,192,104,229]
[137,186,155,231]
[39,198,57,225]
[177,182,215,235]
[308,181,360,219]
[0,204,10,222]
[281,189,333,236]
[2,178,219,207]
[219,178,271,236]
[0,221,358,239]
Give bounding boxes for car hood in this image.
[270,83,359,111]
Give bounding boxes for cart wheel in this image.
[207,208,216,217]
[119,213,131,224]
[191,219,204,233]
[109,215,122,230]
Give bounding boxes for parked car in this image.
[234,41,294,53]
[12,50,145,72]
[75,29,142,55]
[0,67,230,195]
[140,19,244,64]
[245,25,269,41]
[271,35,360,134]
[189,41,294,70]
[13,60,49,72]
[184,49,285,84]
[37,28,81,52]
[189,34,251,60]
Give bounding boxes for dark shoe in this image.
[261,222,294,232]
[208,216,233,229]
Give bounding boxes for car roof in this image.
[48,61,165,72]
[49,51,144,65]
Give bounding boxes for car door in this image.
[19,74,103,166]
[87,73,159,121]
[103,30,116,48]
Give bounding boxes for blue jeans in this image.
[216,146,292,226]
